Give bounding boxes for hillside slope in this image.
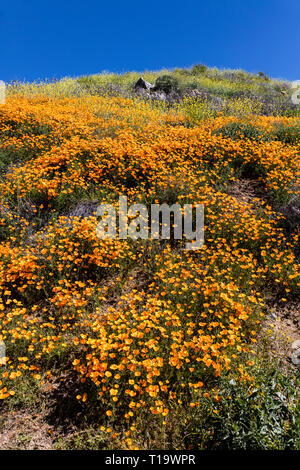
[0,65,299,450]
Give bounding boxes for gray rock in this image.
[291,340,300,366]
[292,340,300,350]
[135,85,166,101]
[150,90,167,101]
[187,89,202,99]
[134,77,154,92]
[291,350,300,366]
[166,90,182,103]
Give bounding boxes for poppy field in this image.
[0,72,299,449]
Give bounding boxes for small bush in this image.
[270,123,300,144]
[213,122,268,141]
[258,71,270,81]
[191,64,208,75]
[154,75,179,94]
[185,358,300,450]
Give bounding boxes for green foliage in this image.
[191,64,208,75]
[213,121,268,141]
[270,123,300,144]
[55,428,109,450]
[154,75,179,94]
[258,71,270,81]
[186,359,300,450]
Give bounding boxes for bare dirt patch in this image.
[0,410,54,450]
[259,300,300,369]
[227,178,270,207]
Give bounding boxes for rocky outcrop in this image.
[184,89,224,107]
[134,77,225,107]
[134,77,154,92]
[291,340,300,366]
[135,87,167,101]
[134,77,166,101]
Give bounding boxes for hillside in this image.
[0,65,299,450]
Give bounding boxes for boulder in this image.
[134,77,154,92]
[134,78,167,101]
[166,89,182,103]
[151,90,167,101]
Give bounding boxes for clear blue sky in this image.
[0,0,299,83]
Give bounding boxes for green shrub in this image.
[258,71,270,81]
[213,122,268,141]
[191,64,208,75]
[270,123,300,144]
[185,359,300,450]
[154,75,179,94]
